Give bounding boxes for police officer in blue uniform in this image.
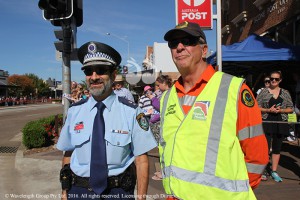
[57,41,157,200]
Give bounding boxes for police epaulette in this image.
[118,96,138,109]
[69,98,88,108]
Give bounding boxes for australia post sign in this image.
[176,0,213,29]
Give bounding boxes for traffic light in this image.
[54,27,72,53]
[38,0,73,21]
[54,29,64,52]
[39,0,83,27]
[73,0,83,27]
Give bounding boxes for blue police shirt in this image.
[114,88,135,102]
[56,92,157,177]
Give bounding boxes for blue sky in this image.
[0,0,217,83]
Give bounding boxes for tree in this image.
[8,73,52,98]
[80,80,87,89]
[8,74,34,97]
[25,73,51,98]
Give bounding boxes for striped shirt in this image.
[138,95,153,116]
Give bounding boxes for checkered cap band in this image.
[83,52,116,65]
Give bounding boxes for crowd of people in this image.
[63,81,90,104]
[54,21,299,200]
[0,96,28,106]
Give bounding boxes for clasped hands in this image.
[269,104,281,114]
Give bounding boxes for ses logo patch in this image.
[192,101,210,120]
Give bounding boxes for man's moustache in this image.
[89,79,104,84]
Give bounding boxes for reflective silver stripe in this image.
[238,124,264,141]
[165,165,250,192]
[178,95,197,107]
[161,73,250,193]
[204,74,232,175]
[246,162,266,174]
[159,89,172,174]
[160,89,171,139]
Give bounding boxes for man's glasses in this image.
[264,80,270,84]
[270,77,280,82]
[83,67,111,76]
[168,37,200,49]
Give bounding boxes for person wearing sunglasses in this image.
[256,71,293,182]
[56,41,157,200]
[256,76,270,96]
[158,21,268,200]
[82,89,90,100]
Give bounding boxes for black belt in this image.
[72,164,136,192]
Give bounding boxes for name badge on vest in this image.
[192,101,210,120]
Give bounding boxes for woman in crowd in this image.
[256,71,293,182]
[256,75,270,96]
[150,75,173,112]
[138,86,155,120]
[147,75,173,181]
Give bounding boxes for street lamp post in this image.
[106,33,130,61]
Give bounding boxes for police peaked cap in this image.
[77,41,122,70]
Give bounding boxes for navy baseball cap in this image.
[164,21,207,43]
[77,41,121,70]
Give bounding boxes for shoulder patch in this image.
[136,113,149,131]
[241,89,255,107]
[69,98,88,108]
[118,96,138,108]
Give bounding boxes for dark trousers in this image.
[265,132,284,154]
[67,186,135,200]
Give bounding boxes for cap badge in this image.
[176,21,188,29]
[88,43,97,54]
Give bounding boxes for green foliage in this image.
[25,73,51,98]
[80,80,87,89]
[22,114,63,149]
[8,73,52,98]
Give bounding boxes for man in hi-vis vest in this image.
[159,21,269,200]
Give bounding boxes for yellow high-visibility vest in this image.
[159,72,256,200]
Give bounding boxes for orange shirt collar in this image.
[175,65,216,94]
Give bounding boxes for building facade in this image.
[221,0,300,45]
[0,69,9,97]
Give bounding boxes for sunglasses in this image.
[168,37,200,49]
[270,77,280,82]
[264,80,270,83]
[83,67,111,76]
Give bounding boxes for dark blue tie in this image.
[90,102,108,194]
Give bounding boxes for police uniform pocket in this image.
[71,133,91,165]
[71,132,90,146]
[105,131,131,165]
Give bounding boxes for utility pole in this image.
[38,0,83,120]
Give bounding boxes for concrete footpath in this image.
[3,132,165,200]
[3,132,300,199]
